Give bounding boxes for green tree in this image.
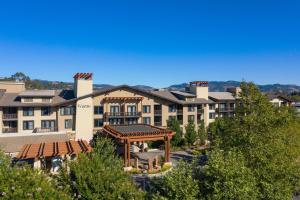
[167,118,183,146]
[0,151,70,200]
[185,121,197,146]
[198,150,258,200]
[58,137,144,200]
[11,72,30,82]
[197,120,207,145]
[210,82,300,199]
[150,161,199,200]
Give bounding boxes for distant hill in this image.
[2,72,300,95]
[169,81,300,94]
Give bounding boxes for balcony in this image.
[177,110,183,115]
[154,122,162,126]
[2,113,18,120]
[33,127,58,133]
[154,110,162,116]
[197,109,204,113]
[105,112,142,118]
[216,107,235,112]
[2,127,18,133]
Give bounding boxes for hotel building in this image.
[0,73,237,144]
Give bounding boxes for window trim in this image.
[23,107,34,116]
[23,120,34,130]
[142,105,151,113]
[94,106,104,115]
[64,119,73,129]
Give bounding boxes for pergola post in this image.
[127,139,131,167]
[164,136,171,163]
[124,139,128,167]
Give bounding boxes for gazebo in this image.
[102,124,175,167]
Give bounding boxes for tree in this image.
[58,137,144,200]
[198,150,258,200]
[210,82,300,199]
[150,161,199,200]
[185,121,197,146]
[0,151,70,200]
[167,118,183,146]
[11,72,30,82]
[197,120,207,145]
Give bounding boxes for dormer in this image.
[18,90,55,103]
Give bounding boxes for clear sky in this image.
[0,0,299,87]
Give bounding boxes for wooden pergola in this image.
[102,124,175,167]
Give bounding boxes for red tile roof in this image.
[73,73,93,80]
[16,140,92,159]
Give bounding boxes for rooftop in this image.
[103,124,174,139]
[19,90,56,97]
[0,133,71,153]
[209,92,235,101]
[16,140,92,159]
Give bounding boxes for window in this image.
[41,120,55,130]
[65,119,73,129]
[127,105,137,113]
[23,121,34,130]
[23,98,33,102]
[209,113,215,119]
[94,106,103,115]
[143,105,151,113]
[219,103,226,111]
[60,106,75,115]
[23,107,34,116]
[209,104,215,110]
[110,106,120,113]
[41,98,51,103]
[188,105,195,112]
[143,117,151,125]
[168,104,176,113]
[188,115,195,122]
[41,107,51,116]
[94,119,103,127]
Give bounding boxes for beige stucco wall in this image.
[190,86,209,100]
[0,82,25,93]
[17,107,57,133]
[75,97,94,141]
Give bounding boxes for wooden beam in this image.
[127,139,131,167]
[124,140,128,166]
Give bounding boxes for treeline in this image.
[1,72,72,90]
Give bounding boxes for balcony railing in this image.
[2,113,18,120]
[197,109,204,113]
[177,110,183,115]
[216,108,235,112]
[33,127,58,133]
[154,122,162,126]
[105,112,142,118]
[154,110,162,115]
[2,127,18,133]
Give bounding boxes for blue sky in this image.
[0,0,299,87]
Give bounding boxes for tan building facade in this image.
[0,73,237,142]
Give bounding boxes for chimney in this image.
[73,73,94,142]
[227,87,241,97]
[188,81,209,100]
[73,73,93,97]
